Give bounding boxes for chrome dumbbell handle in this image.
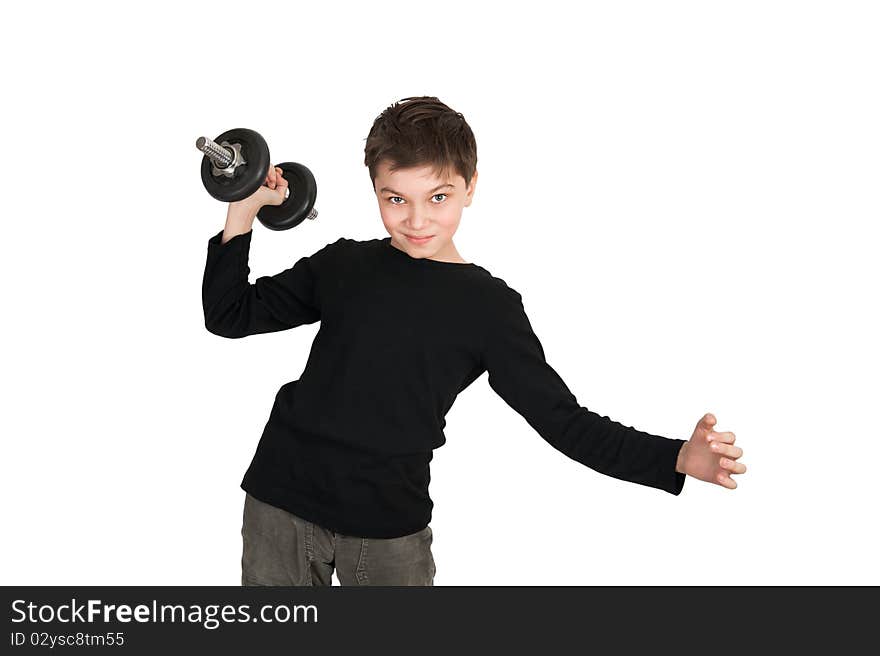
[195,136,234,168]
[195,136,248,180]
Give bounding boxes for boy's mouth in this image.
[405,234,434,244]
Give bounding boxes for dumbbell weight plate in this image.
[257,161,318,231]
[200,128,271,203]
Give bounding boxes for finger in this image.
[698,413,717,433]
[717,471,738,489]
[710,430,736,444]
[719,458,747,474]
[710,442,743,459]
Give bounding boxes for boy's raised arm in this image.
[201,227,336,339]
[481,288,687,495]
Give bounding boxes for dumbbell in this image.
[195,128,319,231]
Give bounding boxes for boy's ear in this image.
[467,169,478,195]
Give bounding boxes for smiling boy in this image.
[201,96,746,587]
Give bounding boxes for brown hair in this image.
[364,96,477,192]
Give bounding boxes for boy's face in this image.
[373,159,477,263]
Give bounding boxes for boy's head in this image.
[364,96,478,263]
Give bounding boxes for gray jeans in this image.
[241,493,436,586]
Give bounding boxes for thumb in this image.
[274,185,290,205]
[270,173,289,206]
[260,185,289,207]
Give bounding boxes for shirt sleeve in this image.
[482,286,687,495]
[201,228,339,338]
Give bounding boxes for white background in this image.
[2,0,877,586]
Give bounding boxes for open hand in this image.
[676,413,746,489]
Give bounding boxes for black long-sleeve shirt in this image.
[202,229,686,538]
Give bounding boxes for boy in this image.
[202,96,747,587]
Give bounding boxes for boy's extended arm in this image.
[201,227,323,338]
[482,289,687,495]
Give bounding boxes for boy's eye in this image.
[387,194,448,205]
